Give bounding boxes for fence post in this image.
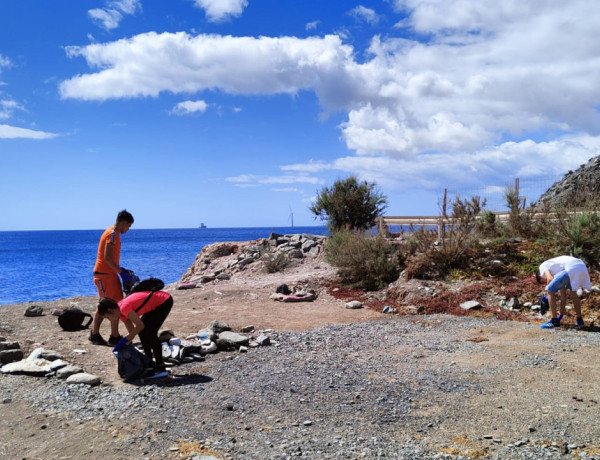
[439,188,447,239]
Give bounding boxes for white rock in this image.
[66,372,100,385]
[1,358,53,375]
[345,300,363,309]
[460,300,482,310]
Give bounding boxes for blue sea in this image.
[0,226,328,306]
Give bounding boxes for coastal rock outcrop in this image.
[535,154,600,208]
[177,232,327,287]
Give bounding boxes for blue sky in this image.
[1,0,599,230]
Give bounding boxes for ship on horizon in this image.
[199,223,207,229]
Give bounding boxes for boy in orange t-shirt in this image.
[91,210,134,346]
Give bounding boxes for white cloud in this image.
[226,174,321,187]
[62,0,600,191]
[170,99,209,115]
[89,0,141,30]
[272,187,301,193]
[0,99,24,120]
[193,0,248,22]
[0,54,11,68]
[349,6,379,26]
[0,124,57,139]
[306,20,320,31]
[281,160,332,173]
[111,0,141,15]
[60,33,353,100]
[307,135,600,191]
[88,8,122,30]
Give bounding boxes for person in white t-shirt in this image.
[535,256,591,329]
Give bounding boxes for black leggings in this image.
[139,296,173,367]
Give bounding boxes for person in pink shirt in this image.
[97,291,173,375]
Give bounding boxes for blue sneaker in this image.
[541,318,561,329]
[557,314,563,321]
[575,317,584,327]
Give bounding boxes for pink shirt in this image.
[118,291,171,321]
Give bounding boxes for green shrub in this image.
[326,229,400,290]
[261,249,290,273]
[477,210,499,237]
[310,176,387,232]
[553,210,600,269]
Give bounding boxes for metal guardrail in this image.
[378,210,590,237]
[377,212,513,237]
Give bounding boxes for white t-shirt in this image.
[539,256,591,291]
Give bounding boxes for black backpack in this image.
[58,308,93,331]
[128,277,165,294]
[114,344,151,381]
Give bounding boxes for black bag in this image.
[128,277,165,294]
[58,308,93,331]
[114,344,151,381]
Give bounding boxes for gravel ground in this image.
[3,314,600,460]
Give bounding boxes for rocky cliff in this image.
[535,155,600,208]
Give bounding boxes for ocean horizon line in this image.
[0,225,328,233]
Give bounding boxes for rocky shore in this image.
[2,235,600,459]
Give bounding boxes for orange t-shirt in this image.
[93,226,121,274]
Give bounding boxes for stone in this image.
[0,341,20,351]
[57,365,83,379]
[504,296,520,310]
[241,325,254,333]
[238,257,254,268]
[1,358,53,375]
[66,372,100,385]
[207,320,232,334]
[27,348,63,361]
[301,239,317,251]
[405,305,424,315]
[216,331,250,350]
[195,275,216,284]
[308,246,320,254]
[288,249,304,259]
[24,305,44,317]
[345,300,363,309]
[460,300,482,310]
[48,359,69,372]
[0,349,24,364]
[257,334,271,346]
[216,273,231,280]
[200,342,217,354]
